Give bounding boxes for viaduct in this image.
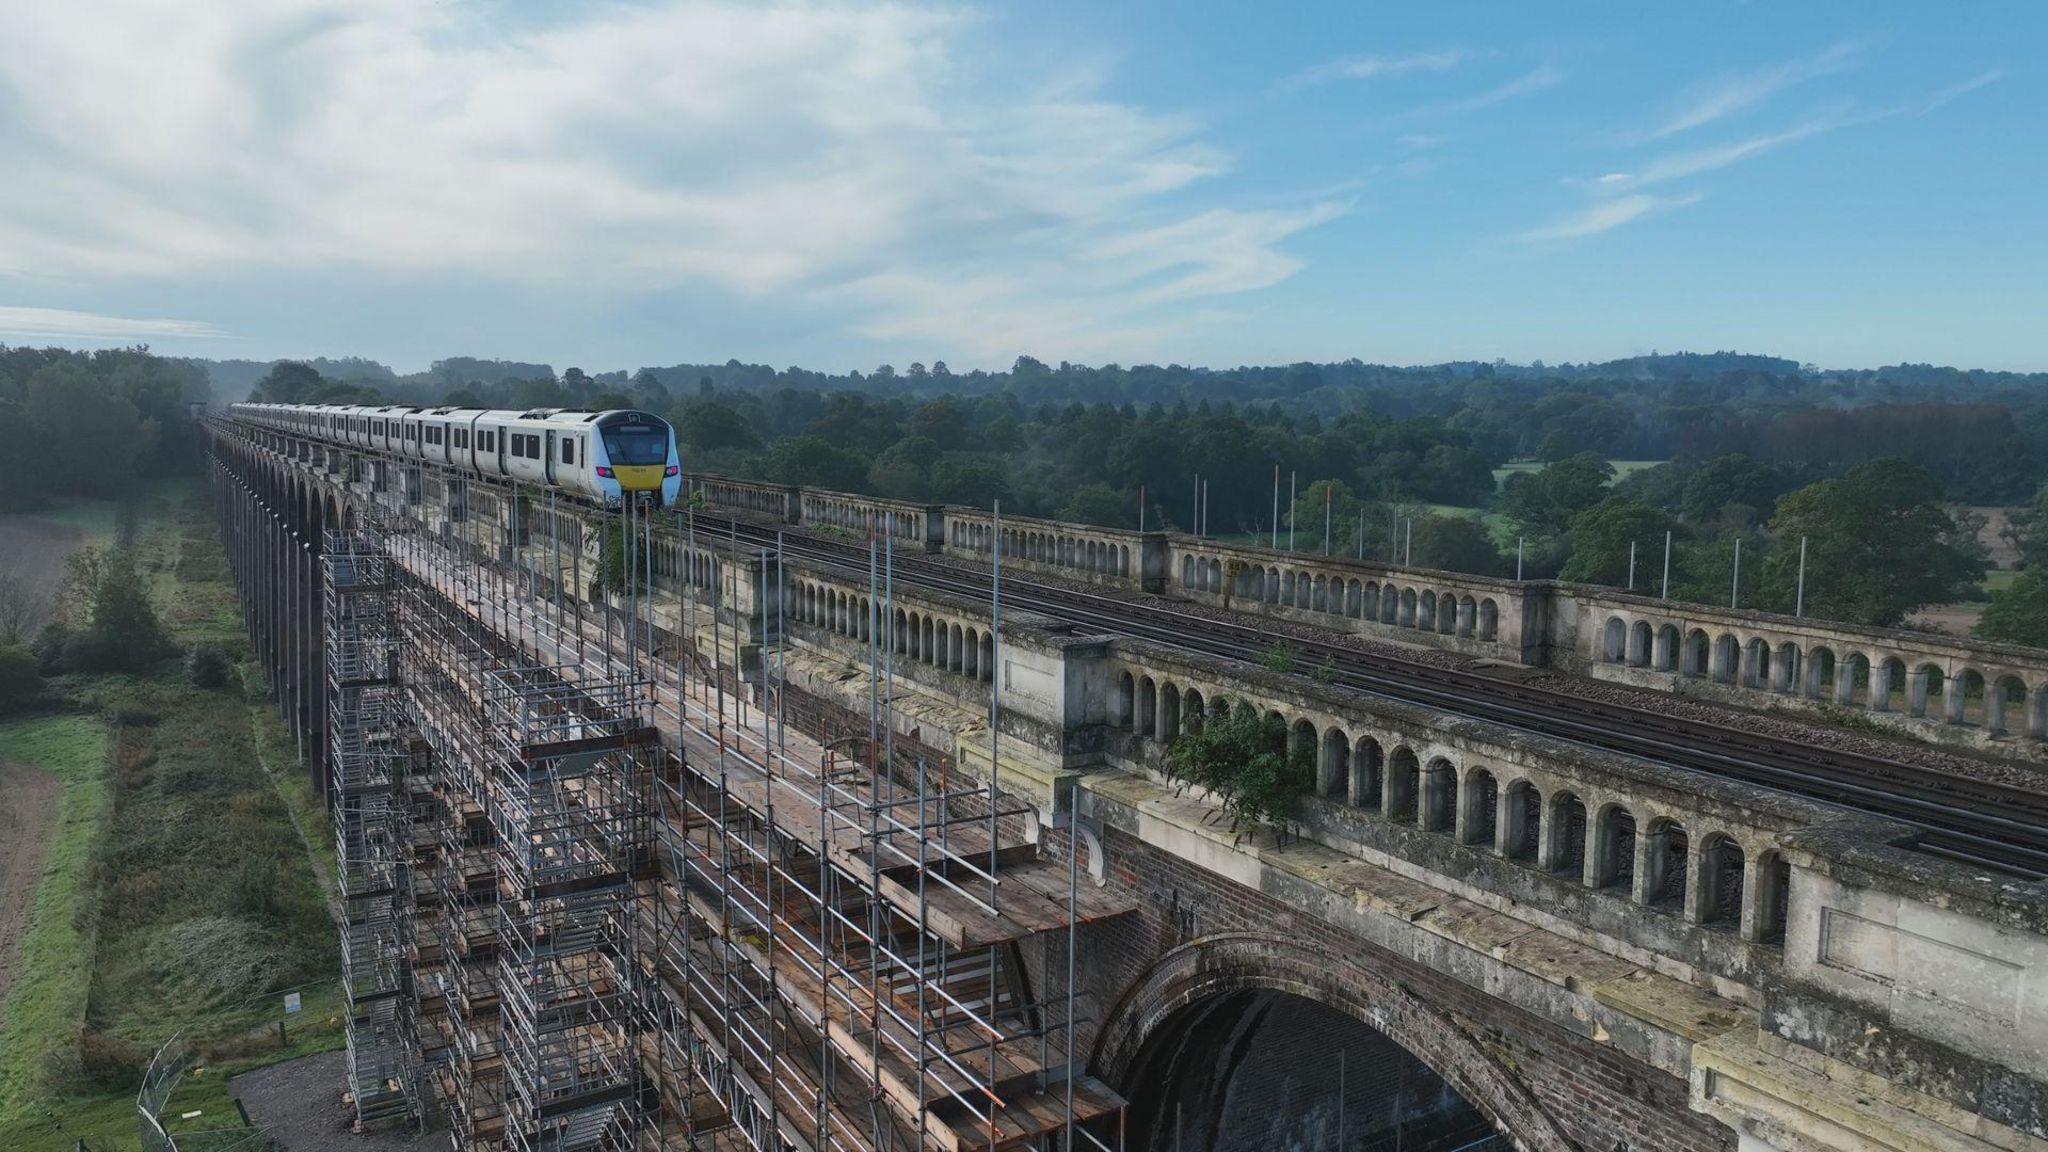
[203,411,2048,1152]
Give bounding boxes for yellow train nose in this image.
[612,465,667,491]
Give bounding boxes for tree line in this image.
[222,353,2048,639]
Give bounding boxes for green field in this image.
[1490,458,1665,489]
[0,488,342,1151]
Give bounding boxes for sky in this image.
[0,1,2040,373]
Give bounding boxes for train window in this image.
[562,440,575,465]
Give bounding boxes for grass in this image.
[1490,458,1665,489]
[0,485,342,1152]
[26,496,124,545]
[1984,568,2020,594]
[0,716,112,1125]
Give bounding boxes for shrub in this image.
[1258,641,1297,674]
[231,855,280,919]
[0,643,39,712]
[188,642,232,688]
[31,620,70,673]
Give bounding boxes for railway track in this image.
[693,512,2048,881]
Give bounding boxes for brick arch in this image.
[1092,932,1579,1152]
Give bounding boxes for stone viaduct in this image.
[682,474,2048,754]
[206,422,2048,1152]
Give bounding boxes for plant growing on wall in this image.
[1163,700,1315,844]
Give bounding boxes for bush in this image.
[0,643,39,712]
[31,620,70,673]
[231,855,280,919]
[188,642,232,688]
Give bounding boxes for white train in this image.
[229,401,684,507]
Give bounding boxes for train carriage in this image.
[226,401,683,507]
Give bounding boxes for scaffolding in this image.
[314,454,1128,1151]
[323,530,419,1126]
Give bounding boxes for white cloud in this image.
[0,306,224,340]
[1514,193,1703,243]
[1296,50,1464,86]
[0,0,1340,361]
[1632,40,1862,142]
[1627,117,1841,186]
[1430,65,1562,116]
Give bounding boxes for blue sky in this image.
[0,1,2038,372]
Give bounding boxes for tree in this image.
[765,436,869,492]
[1408,514,1507,575]
[1286,480,1372,555]
[928,457,1010,508]
[249,360,326,403]
[1500,453,1615,535]
[50,547,172,672]
[1057,483,1128,528]
[1561,498,1679,586]
[1759,459,1986,625]
[2002,484,2048,568]
[27,365,155,498]
[0,557,57,645]
[1976,568,2048,648]
[188,643,233,689]
[1163,704,1312,840]
[0,645,39,713]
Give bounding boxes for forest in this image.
[12,344,2048,644]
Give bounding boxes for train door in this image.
[544,429,557,485]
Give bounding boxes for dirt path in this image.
[0,758,62,1026]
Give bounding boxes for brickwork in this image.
[1079,823,1739,1152]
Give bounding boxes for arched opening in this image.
[1320,727,1351,800]
[1386,747,1419,823]
[1352,736,1384,810]
[1755,851,1792,945]
[1911,663,1944,719]
[1629,620,1653,667]
[1137,676,1157,737]
[1655,623,1680,672]
[1117,671,1135,730]
[1840,652,1871,705]
[1991,676,2026,736]
[1743,638,1771,689]
[1289,718,1318,772]
[1646,819,1688,909]
[1118,989,1511,1152]
[1159,682,1181,741]
[1602,617,1626,662]
[1549,792,1586,879]
[1419,589,1438,631]
[1701,835,1744,927]
[1805,646,1836,699]
[1462,768,1498,847]
[1772,641,1800,693]
[1477,598,1498,641]
[1421,757,1456,833]
[1683,629,1710,678]
[1502,781,1541,862]
[1595,806,1637,891]
[1183,689,1206,734]
[1398,587,1417,628]
[1952,667,1986,726]
[1713,633,1739,682]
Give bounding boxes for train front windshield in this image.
[602,423,669,466]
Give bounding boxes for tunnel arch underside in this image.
[1094,934,1578,1152]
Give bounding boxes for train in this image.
[228,402,685,507]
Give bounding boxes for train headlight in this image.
[664,465,679,477]
[595,466,615,478]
